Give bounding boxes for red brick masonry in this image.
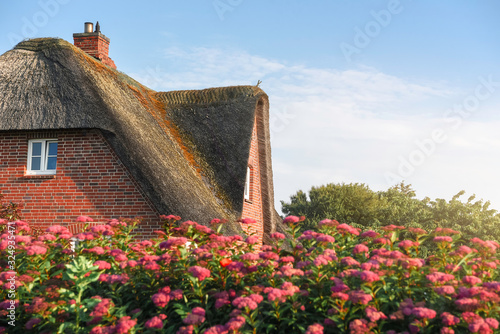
[241,119,264,246]
[73,32,116,69]
[0,129,159,237]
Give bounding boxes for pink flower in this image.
[249,294,264,304]
[15,235,32,244]
[76,215,93,222]
[90,225,111,233]
[203,325,228,334]
[85,246,105,255]
[462,276,482,286]
[145,316,164,329]
[331,292,349,300]
[280,256,295,263]
[305,323,324,334]
[152,292,171,308]
[359,270,380,283]
[426,272,455,284]
[486,318,499,329]
[409,227,427,235]
[25,245,47,256]
[46,225,70,234]
[114,254,128,262]
[170,289,183,300]
[349,319,371,334]
[177,325,194,334]
[360,230,379,238]
[188,266,211,281]
[316,234,335,243]
[90,298,113,317]
[337,223,360,236]
[455,298,480,311]
[398,240,418,249]
[313,255,330,267]
[245,236,259,244]
[456,245,473,255]
[270,232,286,240]
[411,307,436,319]
[283,216,300,225]
[115,316,137,334]
[352,244,369,255]
[159,237,188,249]
[259,251,280,261]
[160,214,181,221]
[348,290,372,305]
[241,253,259,261]
[462,312,482,324]
[209,218,222,225]
[240,218,256,224]
[232,296,260,310]
[468,320,491,334]
[441,328,454,334]
[318,219,339,228]
[183,307,206,325]
[381,224,405,231]
[341,256,360,267]
[373,237,389,245]
[441,312,460,326]
[365,306,387,322]
[434,286,455,295]
[225,316,245,331]
[75,232,95,240]
[94,261,112,270]
[265,288,284,302]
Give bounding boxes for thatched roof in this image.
[0,38,280,237]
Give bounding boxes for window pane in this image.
[48,142,58,156]
[32,142,42,156]
[31,157,41,170]
[47,157,57,170]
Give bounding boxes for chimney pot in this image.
[84,22,93,33]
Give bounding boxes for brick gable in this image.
[240,117,264,246]
[0,129,160,237]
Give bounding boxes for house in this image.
[0,22,285,245]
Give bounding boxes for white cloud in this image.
[129,46,500,214]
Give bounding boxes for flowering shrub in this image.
[1,215,500,333]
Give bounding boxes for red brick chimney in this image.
[73,22,116,69]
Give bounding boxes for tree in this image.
[281,183,381,231]
[281,182,500,242]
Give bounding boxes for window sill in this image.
[244,199,253,204]
[22,174,56,179]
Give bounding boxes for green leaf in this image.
[57,322,74,333]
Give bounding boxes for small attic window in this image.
[27,139,58,175]
[244,166,251,201]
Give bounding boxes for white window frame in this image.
[244,166,251,201]
[27,139,58,175]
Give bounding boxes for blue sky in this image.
[2,1,500,213]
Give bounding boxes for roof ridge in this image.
[14,38,75,52]
[156,86,264,105]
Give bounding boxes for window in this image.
[244,166,251,201]
[27,139,58,175]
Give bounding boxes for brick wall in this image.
[0,129,160,238]
[240,118,264,248]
